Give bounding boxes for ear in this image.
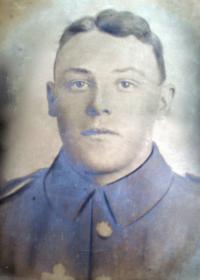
[46,81,57,117]
[158,83,175,115]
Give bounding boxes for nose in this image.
[86,106,111,117]
[85,86,111,117]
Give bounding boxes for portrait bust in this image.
[0,8,200,280]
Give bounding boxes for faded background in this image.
[0,0,200,183]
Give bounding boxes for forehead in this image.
[55,30,160,83]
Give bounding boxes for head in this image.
[47,9,175,175]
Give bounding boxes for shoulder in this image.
[162,171,200,240]
[185,172,200,184]
[0,168,48,203]
[168,171,200,215]
[172,171,200,192]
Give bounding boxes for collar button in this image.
[96,221,113,238]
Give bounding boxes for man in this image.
[0,9,200,280]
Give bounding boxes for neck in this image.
[93,143,153,186]
[62,142,153,187]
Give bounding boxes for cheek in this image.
[117,97,159,135]
[56,84,91,104]
[124,92,160,117]
[56,106,88,142]
[56,95,86,121]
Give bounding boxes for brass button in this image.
[96,221,112,238]
[41,263,75,280]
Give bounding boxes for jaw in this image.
[61,134,153,185]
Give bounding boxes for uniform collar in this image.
[44,144,174,227]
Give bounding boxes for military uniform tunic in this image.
[0,145,200,280]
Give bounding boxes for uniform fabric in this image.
[0,144,200,280]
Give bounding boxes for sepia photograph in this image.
[0,1,200,279]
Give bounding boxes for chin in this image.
[82,160,122,175]
[75,149,129,175]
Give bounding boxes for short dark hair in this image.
[56,9,166,83]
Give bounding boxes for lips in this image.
[81,128,119,136]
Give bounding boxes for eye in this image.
[118,80,139,90]
[64,80,89,91]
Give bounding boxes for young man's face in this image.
[49,30,164,174]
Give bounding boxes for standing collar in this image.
[44,143,174,226]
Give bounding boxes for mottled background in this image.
[0,0,200,183]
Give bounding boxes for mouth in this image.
[81,128,120,136]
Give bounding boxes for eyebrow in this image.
[63,67,146,79]
[64,67,92,74]
[112,67,145,77]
